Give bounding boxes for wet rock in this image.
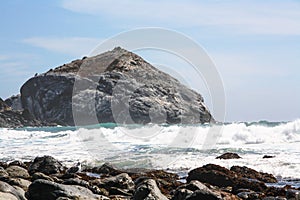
[133,179,168,200]
[5,165,30,179]
[216,153,242,159]
[26,179,109,200]
[28,155,65,175]
[230,166,277,183]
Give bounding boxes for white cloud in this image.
[23,37,102,56]
[61,0,300,35]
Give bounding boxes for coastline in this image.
[0,155,299,199]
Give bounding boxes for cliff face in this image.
[20,47,214,126]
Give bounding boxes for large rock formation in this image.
[18,47,214,126]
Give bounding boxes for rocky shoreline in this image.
[0,154,299,200]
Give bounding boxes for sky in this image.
[0,0,299,122]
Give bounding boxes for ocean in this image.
[1,119,300,187]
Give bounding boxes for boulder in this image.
[26,179,109,200]
[187,164,236,187]
[187,164,267,193]
[21,47,214,126]
[216,153,241,159]
[0,180,26,200]
[5,166,30,179]
[230,166,277,183]
[133,179,168,200]
[28,155,65,175]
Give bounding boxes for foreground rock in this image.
[20,47,214,126]
[26,179,108,200]
[0,156,299,199]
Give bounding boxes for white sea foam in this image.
[0,119,300,179]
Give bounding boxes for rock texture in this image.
[0,156,298,199]
[20,47,214,126]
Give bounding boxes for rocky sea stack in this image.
[1,47,214,127]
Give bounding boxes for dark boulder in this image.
[187,164,237,187]
[91,163,123,176]
[28,156,65,175]
[187,164,268,193]
[21,47,214,126]
[216,153,241,159]
[26,179,109,200]
[230,166,277,183]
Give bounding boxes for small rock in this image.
[28,155,65,175]
[263,155,275,159]
[133,179,168,200]
[216,153,241,159]
[8,160,27,169]
[92,163,123,176]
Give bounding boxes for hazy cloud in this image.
[61,0,300,35]
[23,37,102,56]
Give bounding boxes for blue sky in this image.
[0,0,300,122]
